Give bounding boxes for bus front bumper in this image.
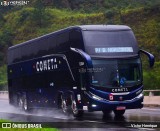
[85,93,143,111]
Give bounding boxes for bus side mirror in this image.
[70,47,93,68]
[140,49,155,68]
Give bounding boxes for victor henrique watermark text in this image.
[131,123,158,128]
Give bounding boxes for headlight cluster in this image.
[89,92,104,101]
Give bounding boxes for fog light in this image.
[92,104,97,107]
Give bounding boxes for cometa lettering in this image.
[36,58,58,72]
[112,88,128,92]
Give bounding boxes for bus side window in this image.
[69,30,84,50]
[54,31,70,53]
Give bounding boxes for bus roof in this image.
[8,25,131,50]
[8,25,136,64]
[79,25,131,31]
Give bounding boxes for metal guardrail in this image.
[0,90,160,96]
[0,91,8,94]
[1,90,160,95]
[143,90,160,96]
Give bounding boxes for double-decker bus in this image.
[7,25,154,117]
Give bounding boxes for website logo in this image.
[2,123,11,128]
[0,1,29,6]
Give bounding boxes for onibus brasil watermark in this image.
[1,122,160,128]
[1,1,29,6]
[2,123,42,128]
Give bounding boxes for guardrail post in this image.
[149,91,154,96]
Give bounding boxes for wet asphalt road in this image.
[0,99,160,130]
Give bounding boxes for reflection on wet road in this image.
[0,100,160,130]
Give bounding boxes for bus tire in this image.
[71,97,83,117]
[61,95,68,113]
[57,95,61,109]
[102,110,112,116]
[113,110,125,116]
[22,98,29,112]
[17,97,23,109]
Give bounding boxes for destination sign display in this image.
[95,47,133,53]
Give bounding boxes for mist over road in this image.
[0,99,160,130]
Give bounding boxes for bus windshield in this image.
[82,30,139,56]
[90,58,142,88]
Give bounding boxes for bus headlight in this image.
[92,95,101,100]
[92,104,97,107]
[90,92,103,101]
[136,93,143,99]
[136,89,142,95]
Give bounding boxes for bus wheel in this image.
[23,98,29,112]
[18,97,23,109]
[102,110,112,117]
[113,110,125,116]
[71,99,83,117]
[61,96,68,113]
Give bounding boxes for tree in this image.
[0,11,5,27]
[31,0,48,27]
[0,28,14,65]
[105,9,116,24]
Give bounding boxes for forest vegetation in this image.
[0,0,160,90]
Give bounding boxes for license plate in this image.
[116,106,126,110]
